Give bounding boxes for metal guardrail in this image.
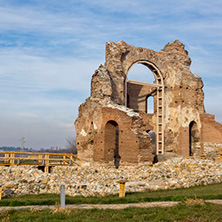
[0,151,81,172]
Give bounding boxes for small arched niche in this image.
[147,130,156,154]
[189,121,200,156]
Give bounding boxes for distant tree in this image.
[65,137,77,154]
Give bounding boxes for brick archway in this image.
[125,61,165,154]
[104,120,120,163]
[125,61,164,106]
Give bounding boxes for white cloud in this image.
[0,48,101,93]
[0,5,85,34]
[0,0,222,148]
[0,47,101,149]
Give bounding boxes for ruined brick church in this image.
[75,40,222,165]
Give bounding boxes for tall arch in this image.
[126,61,164,87]
[104,120,120,163]
[125,61,164,155]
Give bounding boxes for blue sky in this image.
[0,0,222,149]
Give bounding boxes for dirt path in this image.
[0,200,222,212]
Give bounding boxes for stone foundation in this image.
[1,158,222,197]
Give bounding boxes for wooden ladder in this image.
[156,75,164,155]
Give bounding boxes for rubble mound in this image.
[0,158,222,198]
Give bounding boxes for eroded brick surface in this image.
[75,40,222,165]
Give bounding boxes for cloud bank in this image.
[0,0,222,149]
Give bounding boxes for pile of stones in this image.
[0,157,222,198]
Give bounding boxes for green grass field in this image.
[0,182,222,206]
[0,203,222,222]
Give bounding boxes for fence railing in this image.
[0,151,81,172]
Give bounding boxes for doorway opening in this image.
[105,120,120,167]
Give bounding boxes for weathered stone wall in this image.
[161,41,205,156]
[76,99,153,164]
[75,40,222,165]
[1,158,222,198]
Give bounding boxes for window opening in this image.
[146,96,154,113]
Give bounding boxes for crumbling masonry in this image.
[75,40,222,165]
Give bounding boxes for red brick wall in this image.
[127,82,154,113]
[201,114,222,144]
[178,127,190,157]
[91,107,153,164]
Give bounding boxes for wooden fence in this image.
[0,151,81,172]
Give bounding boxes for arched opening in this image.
[189,121,200,156]
[126,61,165,155]
[146,95,154,114]
[105,121,120,166]
[127,64,156,112]
[128,63,155,83]
[147,130,156,154]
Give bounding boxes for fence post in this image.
[38,154,42,164]
[4,153,9,163]
[63,155,66,164]
[45,154,49,173]
[60,184,65,208]
[10,153,15,165]
[117,180,128,198]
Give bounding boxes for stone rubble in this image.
[0,157,222,198]
[106,102,140,118]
